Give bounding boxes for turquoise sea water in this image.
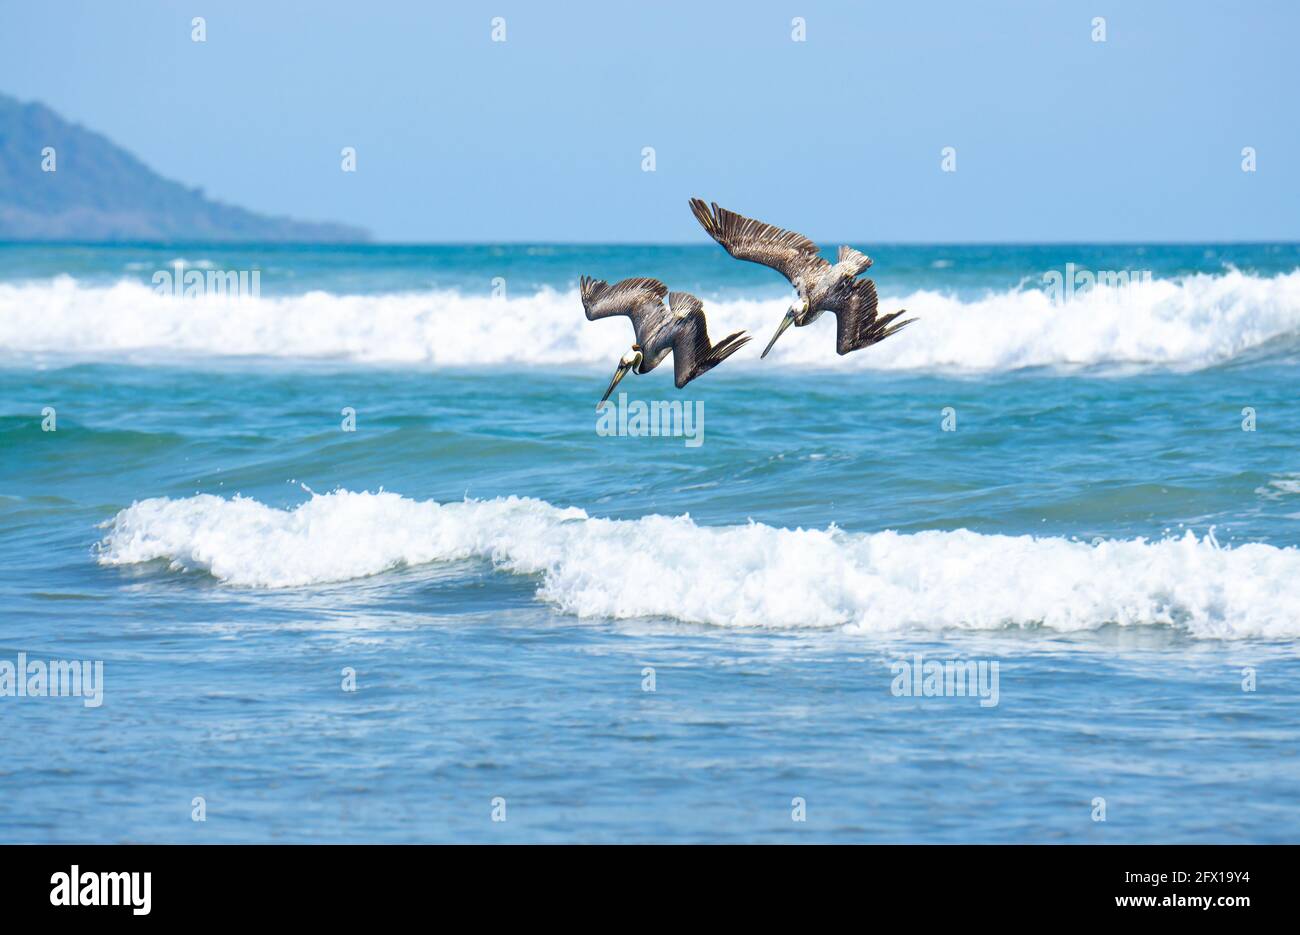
[2,242,1298,842]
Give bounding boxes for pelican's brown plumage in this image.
[688,198,915,357]
[580,275,751,406]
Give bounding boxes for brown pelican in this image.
[580,275,752,408]
[689,199,915,358]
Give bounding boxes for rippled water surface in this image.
[2,243,1298,841]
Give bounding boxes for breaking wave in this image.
[5,269,1300,371]
[98,490,1300,639]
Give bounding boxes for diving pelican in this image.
[580,275,752,408]
[689,198,915,358]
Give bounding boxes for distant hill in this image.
[0,93,368,242]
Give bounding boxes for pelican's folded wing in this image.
[667,295,752,388]
[827,278,915,355]
[689,199,829,286]
[668,290,703,319]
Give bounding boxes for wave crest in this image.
[6,269,1300,371]
[97,490,1300,638]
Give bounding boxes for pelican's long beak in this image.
[598,360,633,408]
[761,311,795,359]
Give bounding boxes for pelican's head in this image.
[762,298,807,359]
[598,344,643,408]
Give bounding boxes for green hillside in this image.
[0,93,368,242]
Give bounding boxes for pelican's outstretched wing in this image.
[580,275,669,347]
[666,291,752,388]
[689,199,829,286]
[824,278,915,355]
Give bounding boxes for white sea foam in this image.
[5,269,1300,371]
[1259,472,1300,497]
[97,490,1300,639]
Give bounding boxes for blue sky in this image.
[1,0,1296,242]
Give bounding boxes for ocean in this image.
[2,241,1299,842]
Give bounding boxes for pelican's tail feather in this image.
[875,311,917,342]
[678,330,752,387]
[857,309,916,349]
[707,330,753,367]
